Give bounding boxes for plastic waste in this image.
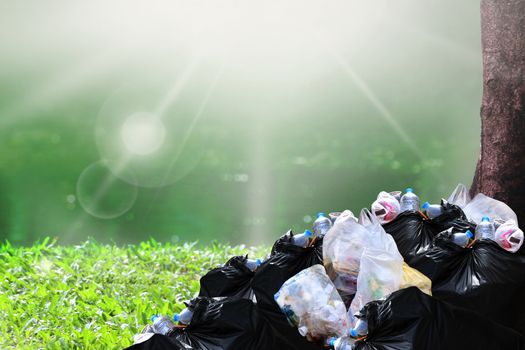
[133,325,155,345]
[389,190,402,202]
[450,230,474,247]
[371,191,401,224]
[291,230,314,248]
[151,315,175,335]
[358,208,374,227]
[334,210,357,225]
[329,337,356,350]
[447,183,471,209]
[494,220,524,253]
[329,212,342,223]
[463,193,518,225]
[422,202,443,219]
[400,262,432,296]
[400,187,420,212]
[313,213,333,237]
[173,308,194,325]
[324,213,371,301]
[476,216,495,240]
[274,265,350,343]
[244,258,262,271]
[350,318,368,337]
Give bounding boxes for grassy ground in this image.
[0,238,267,349]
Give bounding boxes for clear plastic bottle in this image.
[350,319,368,337]
[151,315,175,335]
[451,230,474,248]
[291,230,313,247]
[313,213,333,237]
[329,336,356,350]
[400,188,420,212]
[244,258,262,271]
[174,308,194,325]
[422,202,443,219]
[476,216,495,240]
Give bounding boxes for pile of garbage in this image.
[127,184,525,350]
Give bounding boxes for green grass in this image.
[0,238,268,349]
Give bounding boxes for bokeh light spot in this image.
[120,112,166,155]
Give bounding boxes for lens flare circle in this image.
[121,112,166,155]
[76,160,138,219]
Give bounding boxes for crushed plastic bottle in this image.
[329,212,342,223]
[476,216,495,240]
[291,230,314,248]
[451,230,474,248]
[313,213,333,237]
[350,318,368,337]
[329,336,356,350]
[174,308,194,325]
[447,183,471,209]
[151,315,175,335]
[494,220,524,253]
[371,191,401,224]
[274,265,350,343]
[400,188,420,212]
[422,202,443,219]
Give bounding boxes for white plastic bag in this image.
[323,211,369,299]
[371,191,401,224]
[274,265,350,343]
[494,220,524,253]
[463,193,518,225]
[447,183,471,209]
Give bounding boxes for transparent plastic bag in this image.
[348,243,403,325]
[274,265,350,343]
[447,183,471,209]
[324,212,369,300]
[371,191,401,224]
[463,193,518,225]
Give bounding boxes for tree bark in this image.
[471,0,525,223]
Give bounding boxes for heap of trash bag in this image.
[127,184,525,350]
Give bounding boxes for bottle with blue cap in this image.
[244,258,263,271]
[173,308,194,325]
[328,336,356,350]
[422,201,443,219]
[476,216,495,240]
[291,230,314,248]
[350,318,368,337]
[400,188,420,212]
[151,314,175,335]
[451,230,474,248]
[313,212,333,237]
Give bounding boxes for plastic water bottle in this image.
[329,337,356,350]
[151,315,175,335]
[173,308,194,325]
[350,318,368,337]
[400,188,420,212]
[313,213,333,237]
[476,216,495,240]
[451,230,474,248]
[244,258,262,271]
[495,220,524,253]
[329,212,342,223]
[291,230,313,247]
[422,202,443,219]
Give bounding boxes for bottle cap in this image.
[422,202,430,209]
[328,337,337,347]
[304,230,313,237]
[317,212,326,218]
[173,314,180,322]
[482,216,490,222]
[151,314,158,322]
[406,187,413,193]
[466,230,474,239]
[256,259,262,266]
[350,328,358,337]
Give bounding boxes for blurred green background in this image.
[0,0,481,246]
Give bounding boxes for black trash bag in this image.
[382,200,474,265]
[250,230,325,350]
[354,287,525,350]
[125,297,272,350]
[408,231,525,335]
[198,255,255,300]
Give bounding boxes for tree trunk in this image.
[471,0,525,223]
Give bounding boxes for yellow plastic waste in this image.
[400,263,432,296]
